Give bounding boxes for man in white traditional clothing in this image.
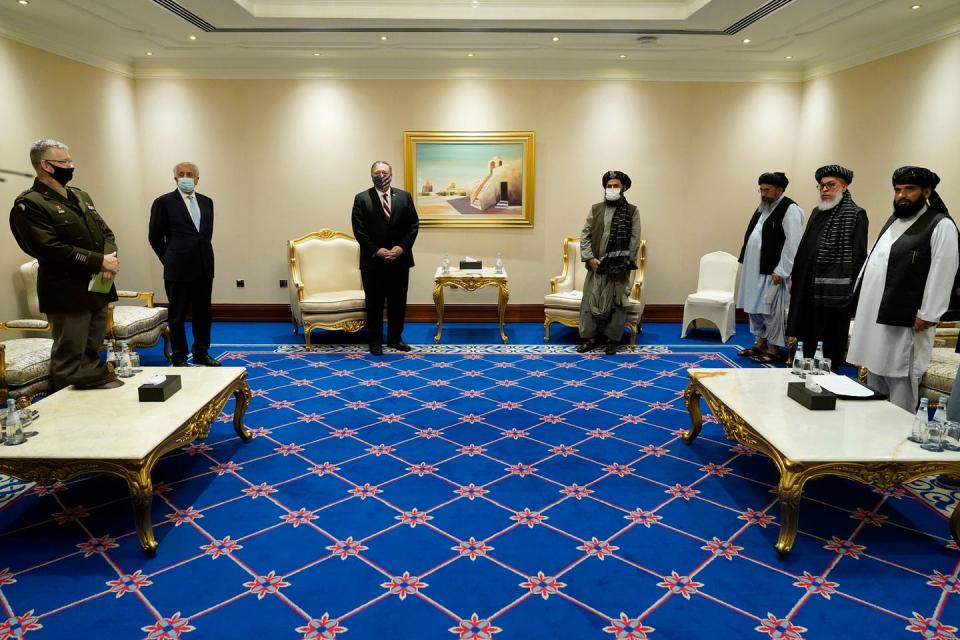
[736,172,804,364]
[847,166,959,412]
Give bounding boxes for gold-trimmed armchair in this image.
[289,229,367,346]
[0,260,53,406]
[544,237,646,345]
[106,290,171,360]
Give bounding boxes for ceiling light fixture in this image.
[146,51,153,56]
[785,55,792,60]
[467,53,474,57]
[742,38,751,44]
[380,36,388,41]
[552,36,559,42]
[313,52,321,57]
[189,35,197,40]
[911,4,921,9]
[619,54,627,59]
[18,0,29,5]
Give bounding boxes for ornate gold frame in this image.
[543,237,646,345]
[106,292,172,360]
[683,370,960,556]
[403,130,536,228]
[0,373,252,555]
[433,273,509,344]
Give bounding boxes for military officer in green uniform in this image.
[9,139,121,391]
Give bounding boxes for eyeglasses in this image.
[45,158,74,167]
[817,181,841,192]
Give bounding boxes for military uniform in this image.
[9,179,118,390]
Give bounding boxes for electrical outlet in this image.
[236,279,245,288]
[279,279,288,288]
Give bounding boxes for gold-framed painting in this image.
[403,130,536,228]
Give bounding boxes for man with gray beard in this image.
[786,165,868,371]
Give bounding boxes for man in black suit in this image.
[351,161,419,355]
[148,162,219,367]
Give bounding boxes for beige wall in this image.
[1,32,958,323]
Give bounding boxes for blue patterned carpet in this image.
[0,335,958,639]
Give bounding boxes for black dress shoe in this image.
[171,357,189,367]
[604,341,619,356]
[576,338,600,353]
[388,341,412,352]
[369,344,383,355]
[194,354,222,367]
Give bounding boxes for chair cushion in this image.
[111,306,169,340]
[300,290,366,314]
[685,290,733,304]
[922,348,960,397]
[544,290,583,310]
[4,319,48,330]
[1,338,52,386]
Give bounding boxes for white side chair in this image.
[0,261,53,406]
[289,229,367,347]
[107,291,171,359]
[544,236,646,345]
[681,251,740,343]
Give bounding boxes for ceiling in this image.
[0,0,958,81]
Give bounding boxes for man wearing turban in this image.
[786,165,868,371]
[736,172,804,363]
[576,170,641,355]
[847,167,958,412]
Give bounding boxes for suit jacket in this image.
[9,180,118,313]
[148,189,215,282]
[351,186,419,271]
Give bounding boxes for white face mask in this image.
[604,188,621,202]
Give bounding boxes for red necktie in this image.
[382,193,391,220]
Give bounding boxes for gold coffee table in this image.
[433,266,509,344]
[0,366,252,555]
[684,368,960,556]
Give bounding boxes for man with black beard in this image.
[9,139,120,391]
[847,167,958,412]
[786,165,868,371]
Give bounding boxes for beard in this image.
[817,192,843,211]
[893,197,925,219]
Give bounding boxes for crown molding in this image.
[0,25,133,78]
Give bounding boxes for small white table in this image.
[433,266,509,344]
[684,368,960,555]
[0,367,251,555]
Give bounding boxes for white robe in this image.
[736,196,804,314]
[847,207,959,378]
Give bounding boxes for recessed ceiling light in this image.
[742,38,751,44]
[552,36,560,42]
[380,36,388,41]
[619,54,627,59]
[911,4,921,9]
[467,53,474,57]
[189,35,197,41]
[18,0,29,5]
[313,52,321,57]
[146,51,153,56]
[785,55,792,60]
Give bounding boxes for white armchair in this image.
[106,290,171,360]
[680,251,740,343]
[544,236,646,346]
[289,230,367,347]
[0,261,53,406]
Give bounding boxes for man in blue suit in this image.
[148,162,219,367]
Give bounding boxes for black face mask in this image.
[893,197,925,219]
[372,174,391,191]
[45,164,74,187]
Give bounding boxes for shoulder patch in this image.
[18,203,26,211]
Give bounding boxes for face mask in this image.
[177,178,196,193]
[604,188,621,202]
[373,174,391,191]
[45,164,74,187]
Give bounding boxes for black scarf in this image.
[813,190,861,307]
[597,196,637,276]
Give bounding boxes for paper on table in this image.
[810,374,875,397]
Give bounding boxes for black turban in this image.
[758,172,789,189]
[892,165,940,188]
[815,165,853,185]
[602,170,632,191]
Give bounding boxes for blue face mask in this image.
[177,177,196,193]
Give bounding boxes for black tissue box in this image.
[459,260,482,270]
[787,381,836,410]
[138,375,181,402]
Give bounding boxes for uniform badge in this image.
[17,203,25,211]
[55,205,65,214]
[87,204,96,211]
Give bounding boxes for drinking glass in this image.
[922,421,945,452]
[800,358,814,380]
[942,421,960,452]
[819,358,832,375]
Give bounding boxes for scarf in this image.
[813,190,861,307]
[597,196,637,276]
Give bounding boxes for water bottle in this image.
[129,348,141,371]
[910,397,929,443]
[441,253,450,274]
[105,340,117,366]
[5,399,24,446]
[791,341,804,375]
[495,253,504,274]
[813,341,824,370]
[118,343,134,378]
[933,396,949,424]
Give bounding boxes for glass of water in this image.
[922,421,945,452]
[801,358,815,380]
[942,421,960,452]
[819,358,832,375]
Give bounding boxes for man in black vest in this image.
[736,172,804,364]
[848,166,958,412]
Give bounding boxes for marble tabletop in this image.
[434,266,508,279]
[0,366,246,461]
[690,368,960,463]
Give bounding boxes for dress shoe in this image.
[576,338,600,353]
[605,341,619,356]
[193,354,222,367]
[171,357,189,367]
[388,341,412,352]
[369,344,383,355]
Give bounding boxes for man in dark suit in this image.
[148,162,219,367]
[351,160,419,355]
